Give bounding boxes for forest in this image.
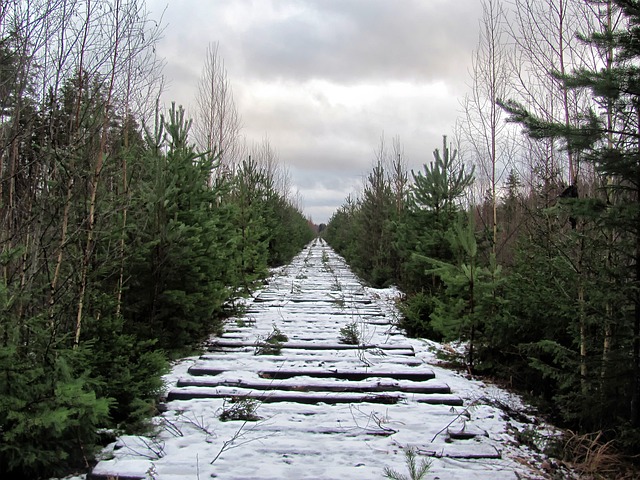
[3,0,640,477]
[0,1,314,478]
[325,0,640,464]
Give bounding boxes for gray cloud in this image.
[147,0,483,223]
[290,168,364,223]
[233,0,480,92]
[153,0,481,89]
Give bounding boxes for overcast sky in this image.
[147,0,484,224]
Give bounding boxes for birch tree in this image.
[194,41,242,174]
[461,0,513,257]
[0,1,167,476]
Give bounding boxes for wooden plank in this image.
[288,298,373,304]
[208,347,416,356]
[208,339,415,352]
[447,426,486,439]
[257,368,435,381]
[166,389,401,405]
[87,475,145,480]
[416,396,464,407]
[187,365,435,381]
[198,354,423,366]
[245,309,386,317]
[418,444,501,459]
[176,377,451,394]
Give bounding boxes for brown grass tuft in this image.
[560,430,638,479]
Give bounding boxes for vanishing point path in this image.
[90,239,549,479]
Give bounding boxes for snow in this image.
[86,239,567,479]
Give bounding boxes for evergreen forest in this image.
[0,2,314,478]
[4,0,640,477]
[325,0,640,463]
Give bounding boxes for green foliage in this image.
[255,325,289,355]
[338,321,361,345]
[497,0,640,444]
[383,446,432,480]
[397,292,441,340]
[357,161,396,286]
[395,137,474,294]
[0,329,110,478]
[324,197,360,267]
[489,229,635,431]
[227,157,271,289]
[0,5,313,476]
[409,135,474,218]
[0,81,312,477]
[85,313,168,431]
[414,214,505,370]
[121,104,226,351]
[221,157,314,291]
[268,196,316,267]
[325,161,398,287]
[218,397,261,422]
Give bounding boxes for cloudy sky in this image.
[147,0,484,224]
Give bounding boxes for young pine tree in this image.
[499,0,640,445]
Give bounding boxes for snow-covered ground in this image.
[86,239,567,480]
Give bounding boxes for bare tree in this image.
[461,0,514,256]
[0,0,164,344]
[390,136,408,216]
[194,42,242,175]
[249,135,295,202]
[506,0,601,196]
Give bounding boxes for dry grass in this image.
[559,430,638,480]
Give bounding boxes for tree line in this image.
[325,0,640,460]
[0,1,314,478]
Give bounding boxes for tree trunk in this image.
[50,178,73,327]
[579,281,587,394]
[631,103,640,426]
[75,0,121,345]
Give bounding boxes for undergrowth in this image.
[383,446,431,480]
[254,325,288,355]
[218,397,261,422]
[339,321,361,345]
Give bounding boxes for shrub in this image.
[254,325,288,355]
[339,321,361,345]
[218,397,261,422]
[0,340,111,479]
[398,292,443,340]
[383,446,432,480]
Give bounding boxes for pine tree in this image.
[373,136,475,339]
[324,195,361,266]
[413,214,503,371]
[121,103,228,351]
[357,160,395,286]
[228,157,271,290]
[500,0,640,441]
[410,135,474,219]
[396,136,475,294]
